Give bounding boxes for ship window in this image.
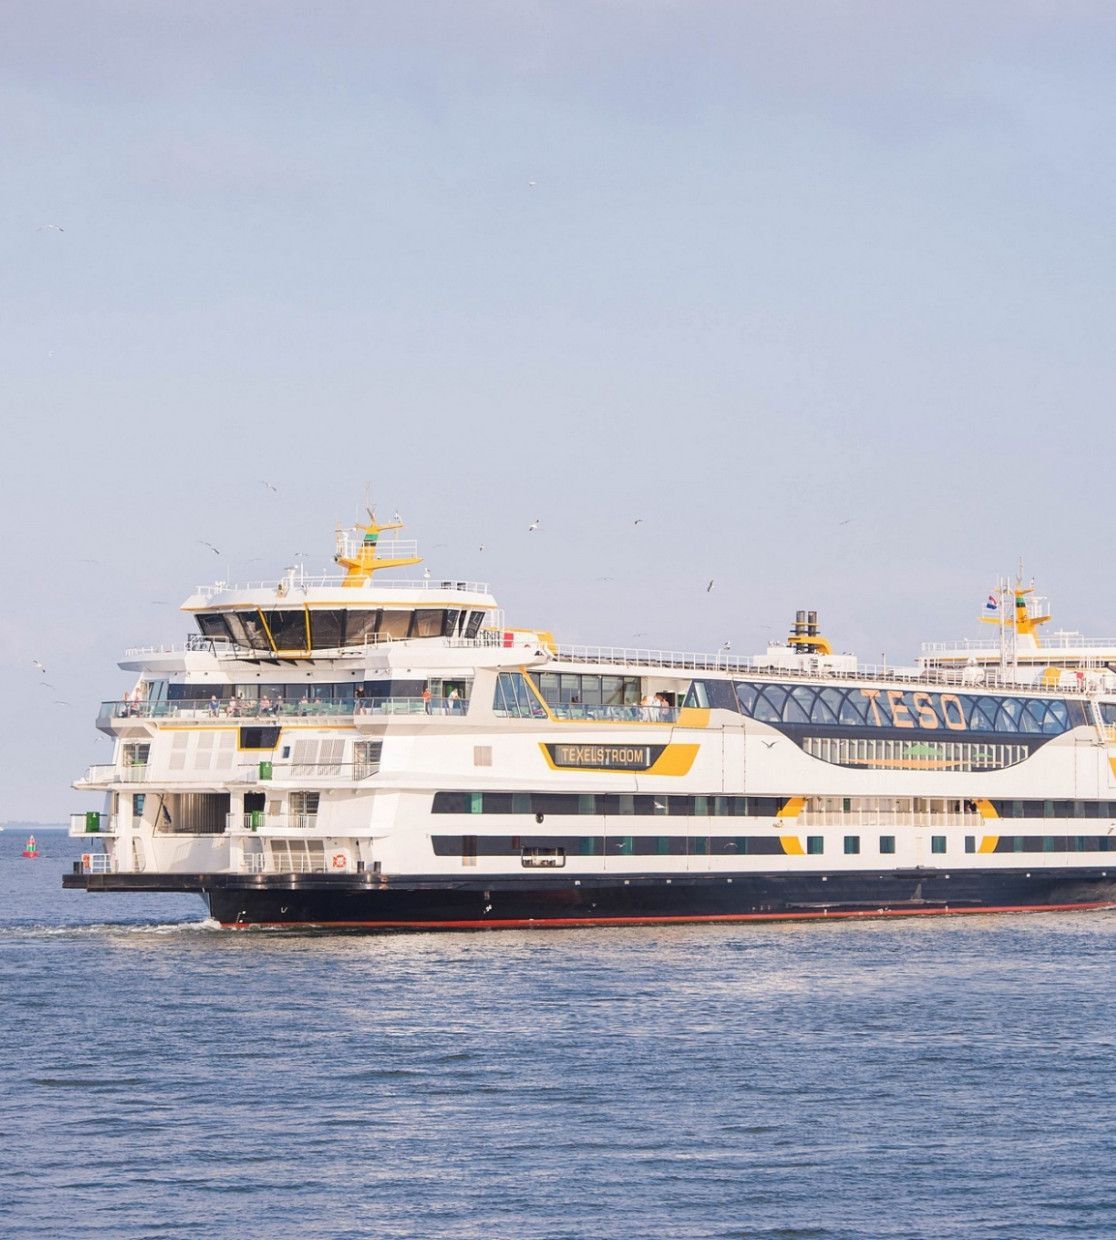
[410,609,444,638]
[785,687,813,724]
[196,614,231,640]
[239,727,280,749]
[378,610,411,639]
[931,835,947,854]
[752,689,782,723]
[838,691,869,726]
[310,609,345,648]
[879,835,895,854]
[465,611,484,639]
[443,609,461,637]
[343,610,380,647]
[263,609,307,652]
[433,791,469,813]
[964,836,976,853]
[734,682,759,715]
[806,836,824,855]
[814,688,842,725]
[132,793,145,815]
[843,836,860,855]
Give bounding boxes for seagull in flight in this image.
[527,181,537,189]
[478,544,486,552]
[423,568,431,580]
[37,224,64,232]
[261,480,279,493]
[39,682,55,689]
[198,540,221,555]
[706,579,715,593]
[633,517,643,525]
[392,510,402,523]
[32,659,46,674]
[838,518,853,526]
[527,518,540,533]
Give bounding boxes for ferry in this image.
[64,515,1116,930]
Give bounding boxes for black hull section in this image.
[66,867,1116,931]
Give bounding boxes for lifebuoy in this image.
[331,853,347,870]
[81,854,92,869]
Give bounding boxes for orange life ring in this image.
[331,853,347,870]
[81,854,92,869]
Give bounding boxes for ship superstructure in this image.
[65,518,1116,928]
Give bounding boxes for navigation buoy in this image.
[22,834,39,859]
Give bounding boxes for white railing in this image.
[227,813,319,831]
[99,696,469,723]
[553,645,1115,697]
[795,812,984,829]
[241,852,266,873]
[921,634,1116,654]
[192,573,490,598]
[78,853,114,874]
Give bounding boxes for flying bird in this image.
[653,801,666,811]
[37,224,64,232]
[261,480,279,493]
[54,700,71,707]
[39,682,55,689]
[528,518,540,533]
[392,510,402,523]
[198,540,221,555]
[706,579,715,593]
[633,518,643,525]
[32,659,46,674]
[760,739,778,749]
[423,568,431,580]
[838,518,853,526]
[478,544,486,552]
[527,181,537,189]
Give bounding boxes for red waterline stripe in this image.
[220,900,1116,930]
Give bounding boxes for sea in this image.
[2,829,1116,1240]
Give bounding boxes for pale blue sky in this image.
[3,2,1115,818]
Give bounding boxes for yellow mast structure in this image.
[334,512,422,587]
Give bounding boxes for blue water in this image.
[3,831,1116,1239]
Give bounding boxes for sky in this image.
[3,1,1116,819]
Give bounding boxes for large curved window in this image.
[310,609,345,649]
[707,679,1081,739]
[263,609,307,651]
[343,611,380,646]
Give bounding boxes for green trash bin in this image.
[85,811,101,833]
[248,810,263,831]
[258,761,273,781]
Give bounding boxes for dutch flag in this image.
[985,593,999,613]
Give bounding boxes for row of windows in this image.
[434,833,1116,860]
[433,791,1116,821]
[167,679,427,703]
[803,737,1029,772]
[432,792,790,817]
[530,673,646,708]
[992,836,1116,853]
[989,800,1116,819]
[196,608,486,652]
[432,834,786,857]
[688,680,1080,737]
[492,673,548,719]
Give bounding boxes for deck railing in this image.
[192,573,490,597]
[98,696,469,724]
